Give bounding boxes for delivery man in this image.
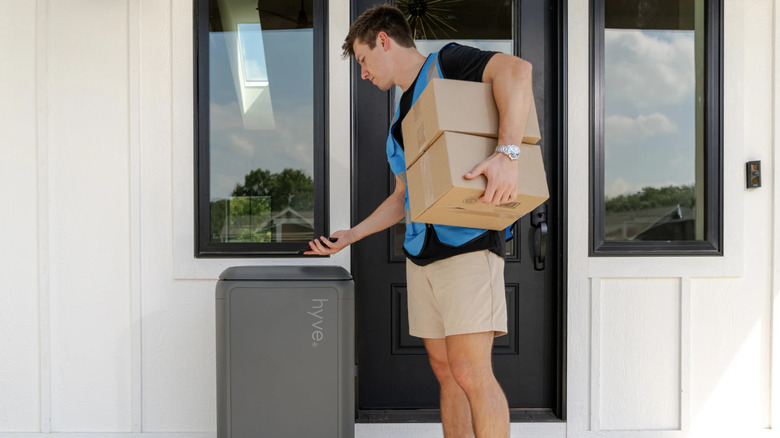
[304,4,533,437]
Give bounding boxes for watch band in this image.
[495,144,521,160]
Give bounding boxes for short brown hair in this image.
[342,4,415,58]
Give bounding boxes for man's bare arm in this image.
[464,53,533,205]
[305,175,407,255]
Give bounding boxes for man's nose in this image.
[361,65,369,80]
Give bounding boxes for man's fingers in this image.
[303,234,347,255]
[310,238,329,254]
[481,184,497,204]
[482,182,518,206]
[465,162,487,180]
[498,188,515,205]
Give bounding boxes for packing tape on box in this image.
[422,156,435,206]
[448,207,519,220]
[416,124,426,150]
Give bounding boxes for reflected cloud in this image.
[227,133,255,157]
[605,29,695,107]
[604,28,697,196]
[210,101,244,131]
[606,177,644,199]
[606,112,677,143]
[209,26,315,199]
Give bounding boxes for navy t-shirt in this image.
[393,43,507,266]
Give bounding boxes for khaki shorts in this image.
[406,250,507,339]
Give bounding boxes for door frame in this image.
[347,0,569,422]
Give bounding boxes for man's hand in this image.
[464,152,519,205]
[302,229,355,255]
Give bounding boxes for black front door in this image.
[351,0,565,421]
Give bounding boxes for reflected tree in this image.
[605,184,695,213]
[210,168,314,242]
[232,168,314,212]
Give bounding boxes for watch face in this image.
[497,145,521,160]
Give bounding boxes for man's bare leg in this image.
[424,338,473,438]
[446,331,509,438]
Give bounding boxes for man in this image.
[305,4,533,437]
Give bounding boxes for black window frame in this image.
[589,0,723,256]
[193,0,329,257]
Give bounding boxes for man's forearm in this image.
[350,186,406,242]
[304,175,406,255]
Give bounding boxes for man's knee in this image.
[424,339,456,384]
[428,354,454,382]
[448,358,493,392]
[445,332,496,392]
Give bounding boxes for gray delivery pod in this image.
[216,266,355,438]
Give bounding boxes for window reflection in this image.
[603,0,704,241]
[208,0,315,243]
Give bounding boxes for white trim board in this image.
[771,0,780,430]
[35,0,52,432]
[0,423,566,438]
[355,422,566,438]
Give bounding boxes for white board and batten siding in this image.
[568,1,778,438]
[0,0,350,435]
[0,0,778,437]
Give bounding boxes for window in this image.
[590,0,722,255]
[195,0,327,256]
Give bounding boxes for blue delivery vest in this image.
[387,44,512,257]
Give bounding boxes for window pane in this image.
[602,0,704,242]
[208,0,315,244]
[390,0,514,259]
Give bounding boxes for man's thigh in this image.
[445,332,495,368]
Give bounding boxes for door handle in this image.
[531,204,547,271]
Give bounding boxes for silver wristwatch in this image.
[495,144,521,160]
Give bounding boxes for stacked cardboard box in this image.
[402,78,549,230]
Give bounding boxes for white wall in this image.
[0,0,777,436]
[567,0,777,437]
[0,0,40,432]
[0,0,351,434]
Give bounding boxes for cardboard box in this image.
[402,78,541,168]
[406,131,549,230]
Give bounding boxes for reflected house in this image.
[633,204,695,241]
[216,196,313,243]
[605,204,695,241]
[269,206,315,242]
[215,195,271,242]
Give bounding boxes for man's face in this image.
[353,34,394,90]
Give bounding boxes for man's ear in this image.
[377,31,390,51]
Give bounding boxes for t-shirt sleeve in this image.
[438,43,498,82]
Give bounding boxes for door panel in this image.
[352,0,563,418]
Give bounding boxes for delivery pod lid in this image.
[218,265,352,281]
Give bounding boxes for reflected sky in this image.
[209,28,313,200]
[604,29,696,199]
